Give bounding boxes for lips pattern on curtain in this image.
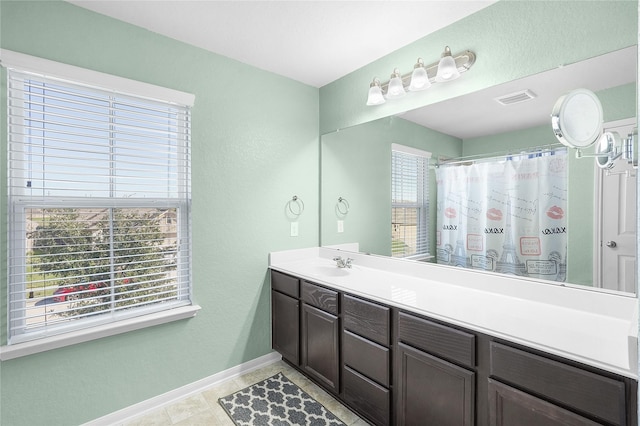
[436,149,568,282]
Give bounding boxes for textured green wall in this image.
[0,1,319,425]
[319,0,637,135]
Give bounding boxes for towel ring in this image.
[288,195,304,216]
[337,197,350,215]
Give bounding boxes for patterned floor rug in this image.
[218,372,347,426]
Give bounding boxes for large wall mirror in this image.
[321,46,637,295]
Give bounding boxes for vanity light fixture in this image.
[366,46,476,106]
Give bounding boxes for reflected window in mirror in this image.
[391,144,432,260]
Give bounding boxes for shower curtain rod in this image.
[435,143,566,167]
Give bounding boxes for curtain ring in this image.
[288,195,304,216]
[337,197,350,215]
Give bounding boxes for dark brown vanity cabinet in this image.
[301,281,340,394]
[271,271,300,365]
[342,295,392,426]
[396,311,476,426]
[271,269,637,426]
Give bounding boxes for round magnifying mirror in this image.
[551,88,603,149]
[595,131,620,169]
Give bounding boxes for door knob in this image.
[606,241,617,248]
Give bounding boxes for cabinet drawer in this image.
[490,342,626,425]
[343,294,390,346]
[343,365,390,426]
[398,311,476,368]
[488,379,601,426]
[271,270,299,298]
[301,281,338,315]
[343,330,389,387]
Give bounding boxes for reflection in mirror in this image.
[320,48,637,295]
[435,147,568,282]
[595,132,622,170]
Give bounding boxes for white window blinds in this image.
[391,144,431,259]
[6,60,193,344]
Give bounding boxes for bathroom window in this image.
[5,52,195,345]
[391,144,431,259]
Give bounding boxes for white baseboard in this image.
[84,351,282,426]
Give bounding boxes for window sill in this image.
[0,305,201,361]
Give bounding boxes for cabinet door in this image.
[301,303,340,393]
[397,342,475,426]
[271,290,299,365]
[488,379,601,426]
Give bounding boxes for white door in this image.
[596,119,637,293]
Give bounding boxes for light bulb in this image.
[366,78,385,105]
[385,68,406,99]
[409,58,431,91]
[436,46,461,82]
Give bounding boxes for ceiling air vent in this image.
[494,89,537,106]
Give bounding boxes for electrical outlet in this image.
[290,222,299,237]
[337,220,344,233]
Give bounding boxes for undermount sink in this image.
[307,264,351,277]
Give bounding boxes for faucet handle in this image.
[345,258,354,268]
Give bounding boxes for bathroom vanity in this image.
[269,247,638,426]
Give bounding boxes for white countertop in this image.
[269,246,638,379]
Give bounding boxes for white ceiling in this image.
[67,0,496,87]
[67,1,636,138]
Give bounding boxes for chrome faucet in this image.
[333,256,353,269]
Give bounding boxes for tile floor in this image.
[122,359,370,425]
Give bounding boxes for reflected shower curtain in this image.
[435,150,568,281]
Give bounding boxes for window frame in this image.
[1,50,199,359]
[391,143,432,260]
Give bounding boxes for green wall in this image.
[0,2,319,425]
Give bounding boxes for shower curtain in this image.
[435,149,568,282]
